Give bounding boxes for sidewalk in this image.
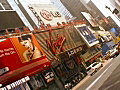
[72,58,113,90]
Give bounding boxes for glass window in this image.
[86,67,91,71]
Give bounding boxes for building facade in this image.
[50,0,74,21]
[60,0,90,20]
[0,0,26,29]
[0,0,104,90]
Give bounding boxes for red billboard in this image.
[0,34,51,85]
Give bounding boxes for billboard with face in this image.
[0,33,51,85]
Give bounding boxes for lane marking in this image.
[104,80,120,90]
[85,63,113,90]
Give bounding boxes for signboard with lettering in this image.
[0,34,51,85]
[30,4,66,26]
[0,76,30,89]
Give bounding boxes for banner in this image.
[0,34,51,85]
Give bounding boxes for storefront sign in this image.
[40,9,61,21]
[0,34,51,85]
[0,76,30,90]
[67,46,82,57]
[43,71,54,83]
[89,53,102,62]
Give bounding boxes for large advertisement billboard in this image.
[29,4,66,26]
[0,33,51,85]
[75,25,99,47]
[81,12,98,27]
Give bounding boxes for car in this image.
[86,62,103,76]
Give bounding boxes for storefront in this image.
[27,68,61,90]
[54,46,87,89]
[83,50,103,67]
[0,76,31,90]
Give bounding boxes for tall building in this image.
[86,1,105,18]
[59,0,90,20]
[50,0,73,21]
[51,0,105,28]
[109,0,120,18]
[86,1,116,30]
[91,0,120,27]
[0,0,26,29]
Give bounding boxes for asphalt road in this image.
[72,55,120,90]
[99,59,120,90]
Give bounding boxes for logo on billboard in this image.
[46,34,66,55]
[40,9,61,21]
[40,9,53,21]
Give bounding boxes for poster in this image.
[76,26,99,47]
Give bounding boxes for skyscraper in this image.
[51,0,73,21]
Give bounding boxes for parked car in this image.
[86,62,103,76]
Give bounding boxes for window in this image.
[86,67,91,71]
[92,63,98,67]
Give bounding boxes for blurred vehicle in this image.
[116,41,120,54]
[106,46,119,58]
[86,62,103,76]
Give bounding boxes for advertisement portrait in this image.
[15,34,44,63]
[75,25,99,47]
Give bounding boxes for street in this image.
[72,55,120,90]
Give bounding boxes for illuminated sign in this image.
[67,46,82,57]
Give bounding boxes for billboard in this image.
[30,4,66,26]
[75,25,99,47]
[81,12,98,27]
[0,33,51,85]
